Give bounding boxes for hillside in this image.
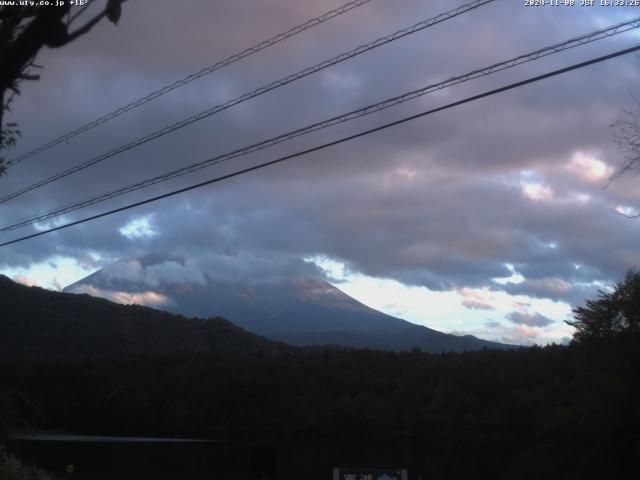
[0,275,286,362]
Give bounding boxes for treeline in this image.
[0,274,289,363]
[2,272,640,478]
[1,336,639,479]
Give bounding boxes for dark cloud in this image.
[501,277,600,307]
[506,311,554,328]
[484,320,501,329]
[66,251,325,291]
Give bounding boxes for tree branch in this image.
[64,9,108,44]
[60,0,126,45]
[68,3,93,26]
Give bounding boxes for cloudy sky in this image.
[1,0,640,345]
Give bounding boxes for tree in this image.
[0,447,53,480]
[610,99,640,218]
[567,269,640,342]
[0,0,124,176]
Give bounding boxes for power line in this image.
[3,17,638,232]
[0,0,497,204]
[5,0,375,167]
[1,44,638,248]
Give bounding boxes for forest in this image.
[0,273,639,478]
[1,341,639,478]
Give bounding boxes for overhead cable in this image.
[5,0,376,167]
[0,0,497,203]
[3,17,638,231]
[1,44,638,248]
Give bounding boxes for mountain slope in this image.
[65,256,511,352]
[0,275,286,362]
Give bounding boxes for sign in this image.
[333,468,408,480]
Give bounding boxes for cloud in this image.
[459,318,573,346]
[11,274,38,287]
[503,277,571,298]
[506,311,554,328]
[461,298,495,310]
[521,182,554,202]
[139,258,207,287]
[457,287,495,310]
[566,151,613,183]
[73,251,326,290]
[101,259,145,284]
[120,215,158,239]
[68,284,171,308]
[502,324,544,344]
[484,320,501,329]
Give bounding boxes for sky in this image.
[1,0,640,345]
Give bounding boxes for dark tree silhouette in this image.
[1,274,639,478]
[0,0,124,175]
[567,269,640,342]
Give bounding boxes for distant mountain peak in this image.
[64,253,513,352]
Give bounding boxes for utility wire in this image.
[1,44,638,248]
[5,0,375,167]
[2,17,638,232]
[0,0,497,204]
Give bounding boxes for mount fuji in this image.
[64,254,510,352]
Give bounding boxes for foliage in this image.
[612,104,640,191]
[568,269,640,342]
[0,338,638,479]
[610,99,640,218]
[0,448,52,480]
[0,1,124,175]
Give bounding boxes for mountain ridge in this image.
[64,255,513,352]
[0,274,288,363]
